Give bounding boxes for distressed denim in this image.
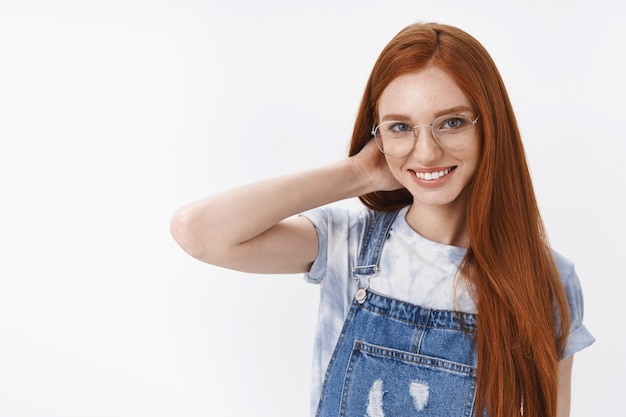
[315,291,478,417]
[315,210,478,416]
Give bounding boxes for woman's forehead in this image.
[378,67,472,120]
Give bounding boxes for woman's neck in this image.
[405,199,469,248]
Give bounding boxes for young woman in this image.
[171,22,594,417]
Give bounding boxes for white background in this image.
[0,0,623,416]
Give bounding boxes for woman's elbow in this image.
[170,206,206,260]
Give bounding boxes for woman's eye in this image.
[390,122,411,132]
[439,117,466,130]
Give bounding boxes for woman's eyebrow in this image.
[381,113,411,122]
[434,105,474,117]
[380,106,475,122]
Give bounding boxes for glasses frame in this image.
[371,114,481,157]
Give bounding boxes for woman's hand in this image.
[349,138,404,193]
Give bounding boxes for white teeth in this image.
[416,168,450,181]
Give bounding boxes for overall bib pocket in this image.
[339,340,476,417]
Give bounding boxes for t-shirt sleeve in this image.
[555,253,595,358]
[299,207,332,284]
[299,205,369,285]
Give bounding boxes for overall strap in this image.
[352,209,400,279]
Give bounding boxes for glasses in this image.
[371,114,480,157]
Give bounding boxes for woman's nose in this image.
[411,125,443,160]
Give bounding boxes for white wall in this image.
[0,1,622,416]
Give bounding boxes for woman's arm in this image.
[170,139,401,274]
[557,355,574,417]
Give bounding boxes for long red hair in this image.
[349,23,570,417]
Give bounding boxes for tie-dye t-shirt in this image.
[300,204,594,415]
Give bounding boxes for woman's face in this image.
[376,65,482,210]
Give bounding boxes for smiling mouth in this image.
[414,167,456,181]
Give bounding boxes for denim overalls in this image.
[315,210,479,417]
